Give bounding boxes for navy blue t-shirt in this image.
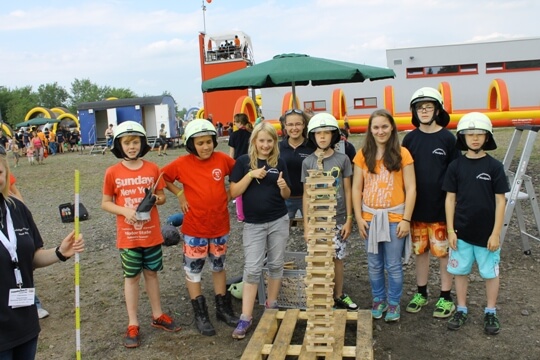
[402,128,461,222]
[442,154,509,247]
[228,128,251,159]
[279,139,315,197]
[230,155,290,223]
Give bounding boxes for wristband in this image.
[55,246,69,262]
[347,215,354,219]
[447,229,456,234]
[248,171,253,178]
[176,190,184,198]
[402,218,411,223]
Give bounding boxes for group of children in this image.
[100,86,507,349]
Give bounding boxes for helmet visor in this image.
[460,129,488,135]
[312,126,336,132]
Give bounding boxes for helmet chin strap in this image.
[418,115,436,126]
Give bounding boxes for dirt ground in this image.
[13,128,540,360]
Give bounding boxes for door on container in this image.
[106,108,118,140]
[155,104,170,138]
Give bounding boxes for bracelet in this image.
[248,171,253,178]
[55,246,69,262]
[176,190,184,197]
[447,229,456,233]
[402,218,411,223]
[347,214,354,219]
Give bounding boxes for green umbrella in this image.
[16,117,60,128]
[202,53,395,102]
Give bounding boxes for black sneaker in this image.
[334,293,358,311]
[484,312,500,335]
[447,310,468,330]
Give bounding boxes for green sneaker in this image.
[484,313,501,335]
[406,293,428,313]
[371,297,388,319]
[447,310,468,330]
[433,298,456,318]
[335,293,358,311]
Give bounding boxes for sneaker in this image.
[433,297,456,318]
[484,312,501,335]
[232,316,252,339]
[335,293,358,311]
[265,300,278,309]
[406,293,428,313]
[384,304,401,322]
[447,310,468,330]
[124,325,140,348]
[151,313,181,332]
[37,308,50,319]
[371,297,388,319]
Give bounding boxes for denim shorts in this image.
[447,239,500,279]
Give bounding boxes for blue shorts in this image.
[447,239,500,279]
[120,245,163,278]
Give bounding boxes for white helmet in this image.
[410,87,450,127]
[184,119,218,155]
[456,112,497,151]
[307,113,340,149]
[111,121,151,159]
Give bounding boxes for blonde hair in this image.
[248,122,280,169]
[0,156,13,200]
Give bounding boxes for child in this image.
[352,109,416,322]
[10,140,21,168]
[101,121,180,348]
[27,144,35,165]
[161,119,239,336]
[443,112,509,335]
[402,87,461,318]
[301,113,357,311]
[229,122,291,339]
[278,109,314,221]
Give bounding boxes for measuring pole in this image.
[74,170,82,359]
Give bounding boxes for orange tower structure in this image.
[198,31,254,124]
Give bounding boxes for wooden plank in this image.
[241,309,279,360]
[356,310,374,360]
[267,309,301,360]
[330,310,347,359]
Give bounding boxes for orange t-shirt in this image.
[353,147,413,222]
[102,160,165,249]
[161,152,235,238]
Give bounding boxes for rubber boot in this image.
[215,293,240,327]
[191,295,216,336]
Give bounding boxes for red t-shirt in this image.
[161,152,235,238]
[102,160,165,249]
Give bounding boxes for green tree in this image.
[105,87,138,99]
[37,82,69,109]
[69,78,107,111]
[4,86,38,127]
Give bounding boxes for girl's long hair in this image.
[362,109,402,173]
[248,122,279,169]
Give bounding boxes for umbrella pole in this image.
[292,82,297,109]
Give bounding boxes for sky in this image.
[1,0,539,110]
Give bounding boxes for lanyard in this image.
[0,206,23,287]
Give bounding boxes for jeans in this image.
[285,197,303,219]
[0,336,38,360]
[364,222,406,304]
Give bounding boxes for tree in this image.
[37,82,69,109]
[69,78,108,111]
[105,87,138,99]
[4,86,39,128]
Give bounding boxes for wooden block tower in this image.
[304,153,337,355]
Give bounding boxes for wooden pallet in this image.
[241,309,373,360]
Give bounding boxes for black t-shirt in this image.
[442,155,509,247]
[279,139,315,197]
[402,128,461,222]
[0,197,44,351]
[230,155,290,223]
[228,128,251,159]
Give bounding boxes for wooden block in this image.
[356,310,374,360]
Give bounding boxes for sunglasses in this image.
[284,109,303,116]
